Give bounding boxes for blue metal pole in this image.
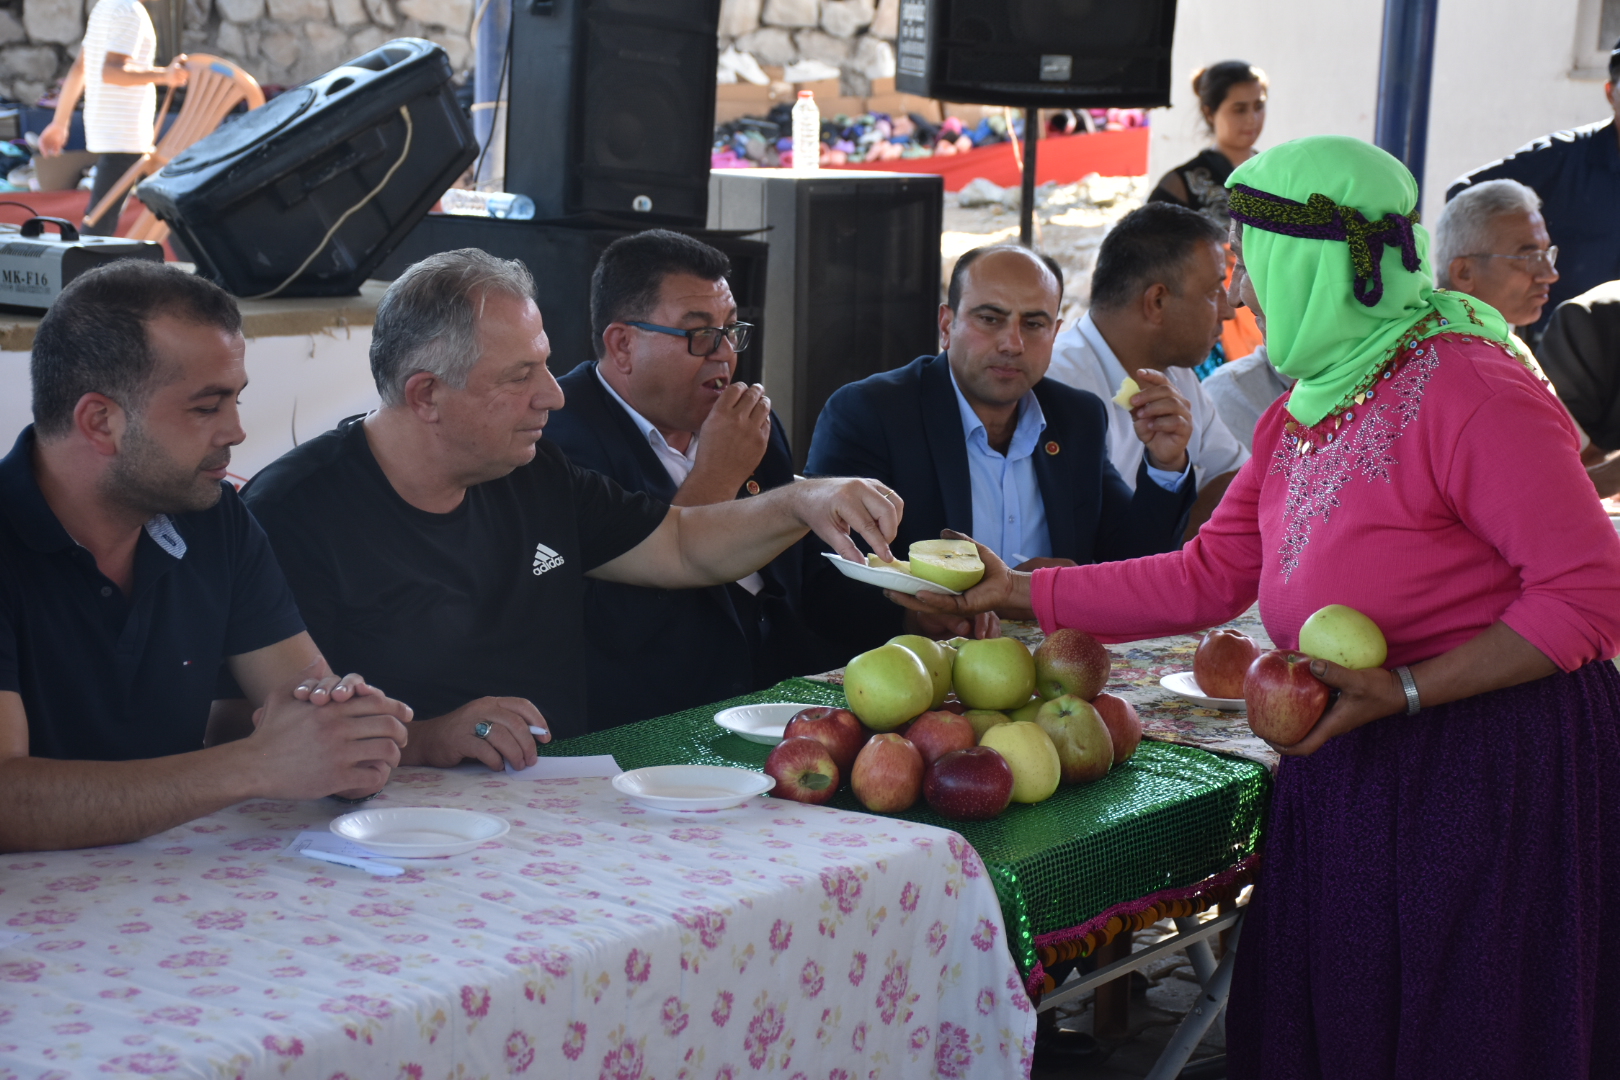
[1374,0,1440,196]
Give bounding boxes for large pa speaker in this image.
[506,0,721,225]
[896,0,1178,108]
[137,39,477,297]
[373,215,768,385]
[707,170,944,470]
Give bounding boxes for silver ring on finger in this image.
[473,720,494,740]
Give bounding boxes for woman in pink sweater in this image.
[904,137,1620,1078]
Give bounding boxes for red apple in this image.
[924,746,1015,820]
[1243,650,1331,746]
[1194,629,1261,699]
[906,709,978,767]
[850,733,924,813]
[1092,693,1142,764]
[784,706,866,775]
[765,736,840,804]
[1034,628,1112,701]
[940,697,967,715]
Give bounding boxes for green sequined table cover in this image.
[535,675,1269,978]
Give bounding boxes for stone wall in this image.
[722,0,898,97]
[0,0,471,106]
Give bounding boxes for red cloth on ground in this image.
[1029,334,1620,671]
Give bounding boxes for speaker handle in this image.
[20,217,81,242]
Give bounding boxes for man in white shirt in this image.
[1046,202,1250,536]
[38,0,187,234]
[1202,345,1293,453]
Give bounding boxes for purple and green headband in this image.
[1228,184,1420,307]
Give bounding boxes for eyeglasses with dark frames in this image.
[1463,246,1558,273]
[626,320,754,357]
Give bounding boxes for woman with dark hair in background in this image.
[1153,60,1270,375]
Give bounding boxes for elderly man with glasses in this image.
[1433,179,1561,337]
[545,230,920,729]
[242,246,903,764]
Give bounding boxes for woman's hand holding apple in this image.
[1269,659,1407,757]
[886,531,1032,620]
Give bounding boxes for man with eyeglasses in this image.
[1445,38,1620,338]
[242,248,902,761]
[545,230,910,728]
[1433,179,1561,336]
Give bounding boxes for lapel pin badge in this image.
[1044,441,1060,456]
[745,479,761,495]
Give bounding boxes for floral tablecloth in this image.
[0,768,1035,1079]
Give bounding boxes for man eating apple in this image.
[242,249,902,764]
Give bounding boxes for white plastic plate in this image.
[330,807,510,857]
[612,765,775,811]
[713,702,820,745]
[820,552,962,596]
[1159,671,1245,712]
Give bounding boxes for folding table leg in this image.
[1173,915,1219,986]
[1142,913,1244,1080]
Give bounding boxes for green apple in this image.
[843,643,934,731]
[964,709,1011,740]
[1008,696,1044,725]
[979,721,1062,803]
[887,634,953,709]
[908,539,985,592]
[953,637,1036,711]
[1034,695,1114,784]
[1298,604,1388,670]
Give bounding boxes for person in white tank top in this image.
[37,0,188,234]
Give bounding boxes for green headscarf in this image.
[1225,135,1515,427]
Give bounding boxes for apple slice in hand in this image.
[1112,376,1141,408]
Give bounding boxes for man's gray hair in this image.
[370,248,536,406]
[1432,180,1543,289]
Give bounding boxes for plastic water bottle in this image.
[791,90,820,171]
[439,188,536,220]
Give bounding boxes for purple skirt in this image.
[1225,660,1620,1079]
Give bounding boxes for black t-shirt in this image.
[241,417,669,738]
[0,427,307,761]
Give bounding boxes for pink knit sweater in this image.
[1030,335,1620,671]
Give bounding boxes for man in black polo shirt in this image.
[0,261,413,853]
[243,249,900,767]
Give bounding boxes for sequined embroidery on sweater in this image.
[1269,340,1443,579]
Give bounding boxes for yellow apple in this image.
[843,643,934,731]
[908,539,985,592]
[887,634,953,710]
[979,721,1062,803]
[953,637,1036,710]
[1298,604,1388,670]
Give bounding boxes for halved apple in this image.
[1112,376,1141,408]
[908,539,985,592]
[866,553,912,574]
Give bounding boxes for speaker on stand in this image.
[505,0,722,225]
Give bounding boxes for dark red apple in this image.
[1243,650,1330,746]
[1034,628,1112,701]
[1194,629,1261,699]
[940,697,967,715]
[1091,693,1142,764]
[906,709,978,767]
[784,706,866,775]
[924,746,1015,821]
[850,733,924,813]
[765,736,840,804]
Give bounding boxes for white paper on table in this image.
[0,930,30,950]
[283,830,386,858]
[505,755,622,780]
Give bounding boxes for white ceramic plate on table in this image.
[820,552,962,596]
[330,807,510,858]
[612,765,774,811]
[1159,671,1245,711]
[713,702,820,745]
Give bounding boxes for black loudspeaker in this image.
[137,39,477,297]
[896,0,1178,108]
[506,0,721,225]
[707,170,944,469]
[373,215,768,385]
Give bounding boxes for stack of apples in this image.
[1198,604,1389,746]
[765,622,1143,823]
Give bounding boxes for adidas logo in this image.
[532,541,565,576]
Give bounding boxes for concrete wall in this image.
[1151,0,1613,223]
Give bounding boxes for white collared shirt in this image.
[1046,311,1249,491]
[596,367,763,594]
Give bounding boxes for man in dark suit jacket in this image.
[806,244,1195,576]
[546,231,895,730]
